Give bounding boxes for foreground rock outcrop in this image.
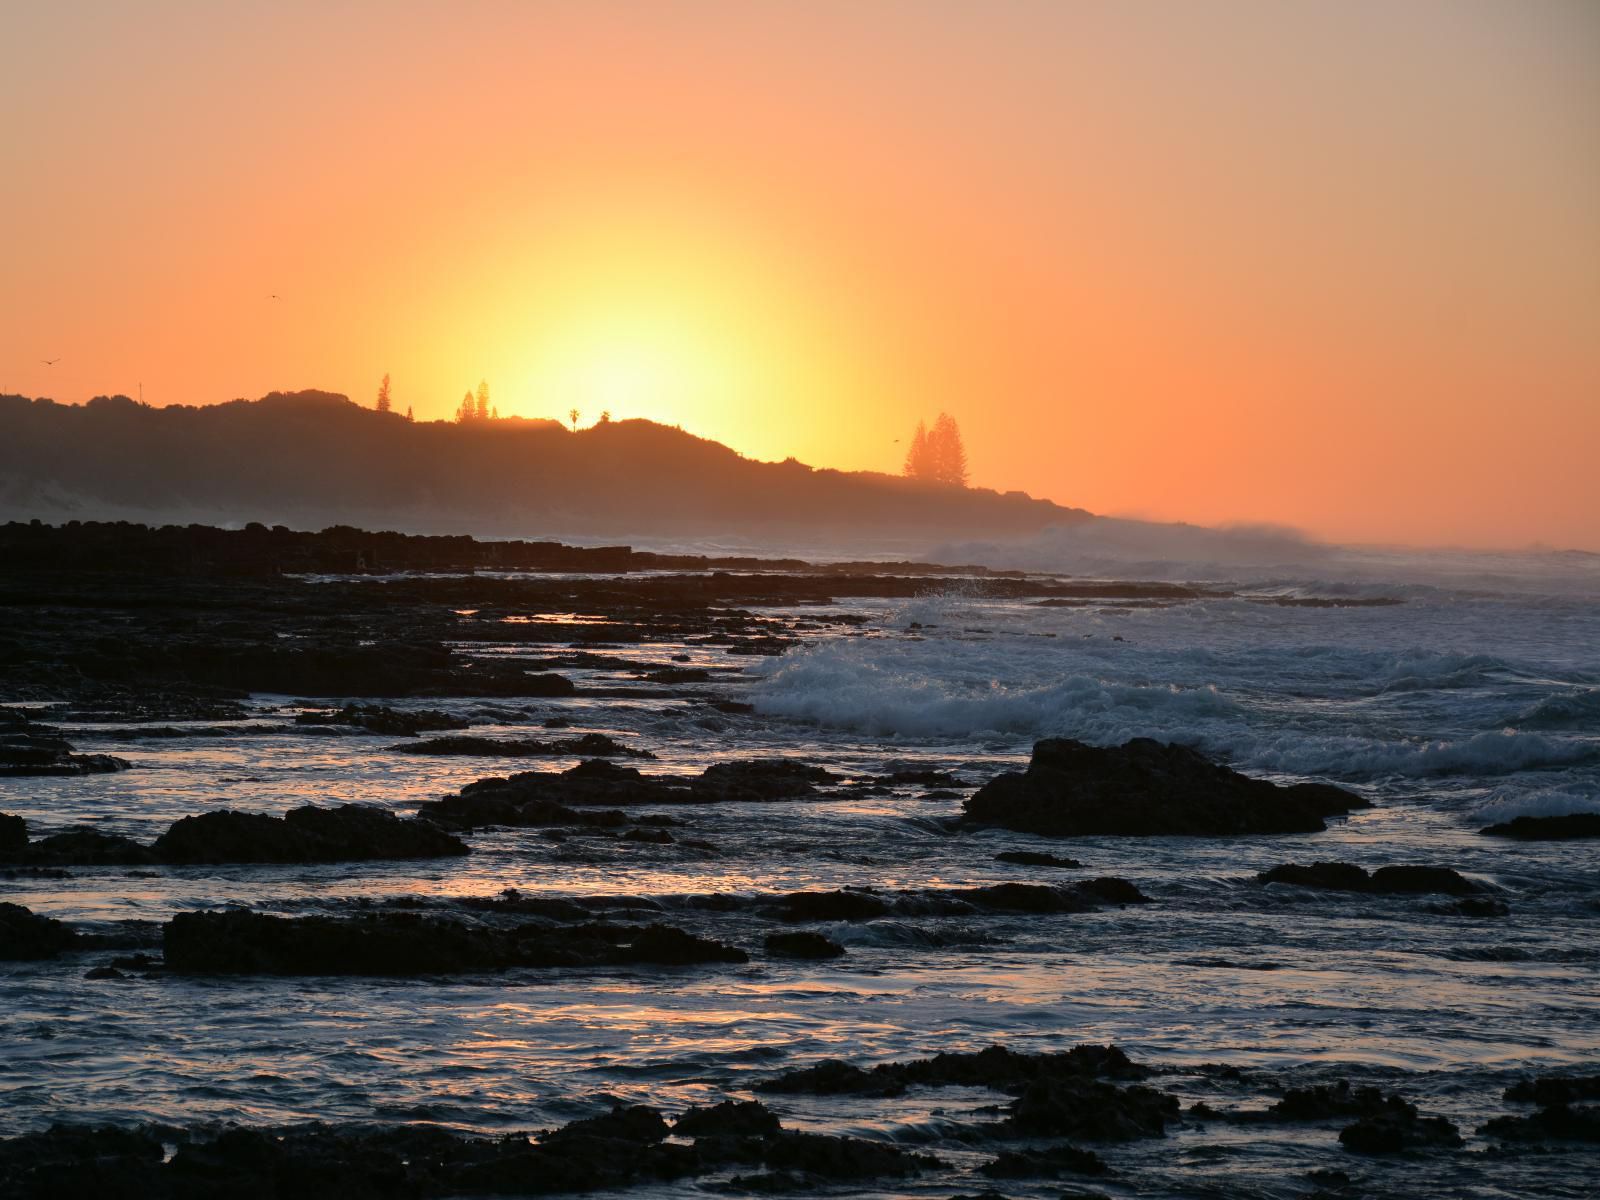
[964,738,1367,837]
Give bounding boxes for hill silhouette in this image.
[0,391,1089,540]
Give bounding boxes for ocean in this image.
[2,535,1597,1197]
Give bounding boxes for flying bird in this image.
[267,293,281,300]
[41,357,60,366]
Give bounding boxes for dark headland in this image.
[0,391,1089,539]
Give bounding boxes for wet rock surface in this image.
[964,738,1367,837]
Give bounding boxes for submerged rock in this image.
[1257,862,1483,896]
[1480,813,1600,840]
[964,738,1366,837]
[0,902,77,960]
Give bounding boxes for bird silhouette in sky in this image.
[267,293,281,301]
[41,358,60,366]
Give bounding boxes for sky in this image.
[2,0,1596,549]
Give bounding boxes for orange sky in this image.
[2,1,1596,548]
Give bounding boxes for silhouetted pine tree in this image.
[475,381,490,421]
[903,420,932,479]
[929,412,968,486]
[376,373,391,413]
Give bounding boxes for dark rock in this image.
[879,769,961,787]
[1006,1077,1179,1140]
[965,738,1366,837]
[1367,865,1482,896]
[758,1059,904,1098]
[1257,862,1372,892]
[696,759,836,801]
[622,828,675,845]
[979,1143,1108,1177]
[1257,862,1482,897]
[295,703,470,736]
[0,812,25,853]
[675,1100,783,1139]
[774,890,891,923]
[1267,1082,1406,1121]
[162,909,747,975]
[1480,813,1600,840]
[0,902,77,960]
[757,1130,939,1179]
[1073,877,1151,905]
[1339,1109,1463,1154]
[153,804,468,864]
[392,732,654,759]
[952,883,1092,914]
[759,1044,1150,1110]
[995,850,1084,868]
[83,966,125,980]
[764,931,846,959]
[0,708,132,776]
[545,1104,668,1144]
[420,757,838,829]
[1481,1104,1600,1143]
[8,827,158,867]
[1505,1075,1600,1106]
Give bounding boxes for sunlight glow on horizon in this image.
[1,0,1596,548]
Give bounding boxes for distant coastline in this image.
[0,391,1088,542]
